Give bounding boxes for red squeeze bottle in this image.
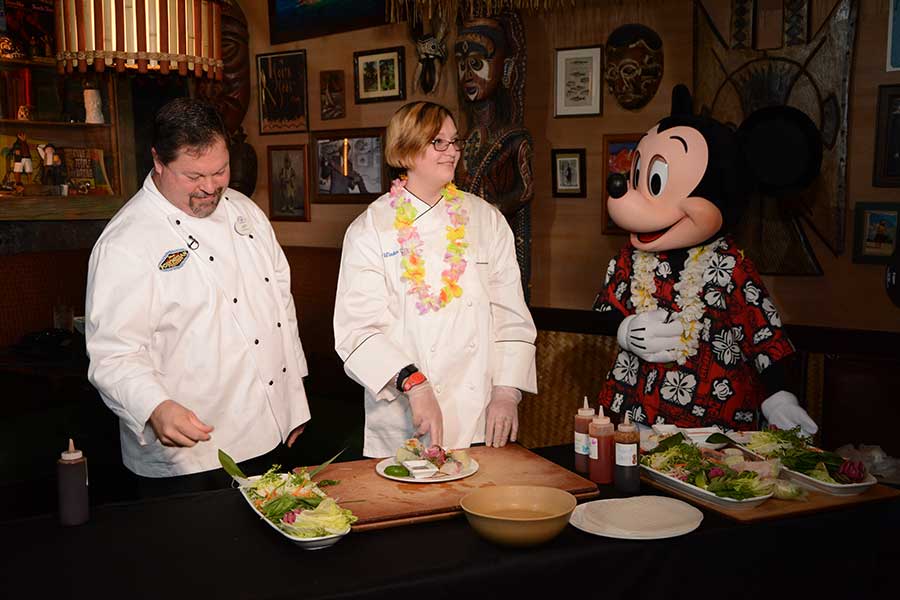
[588,406,615,485]
[58,438,89,526]
[574,397,595,474]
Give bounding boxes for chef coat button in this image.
[282,367,287,373]
[254,339,259,345]
[469,341,476,349]
[430,345,436,353]
[249,234,254,239]
[277,322,281,327]
[268,380,274,386]
[209,256,214,262]
[175,219,181,225]
[233,298,238,303]
[467,383,475,391]
[466,299,473,307]
[265,277,270,283]
[435,385,442,394]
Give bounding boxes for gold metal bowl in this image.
[459,485,577,547]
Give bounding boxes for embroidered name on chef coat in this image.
[158,249,190,271]
[383,249,400,258]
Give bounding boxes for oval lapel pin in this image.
[235,216,252,236]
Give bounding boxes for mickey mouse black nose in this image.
[607,173,628,199]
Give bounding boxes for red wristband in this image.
[402,371,427,392]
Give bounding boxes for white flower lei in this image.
[631,239,725,365]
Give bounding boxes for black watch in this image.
[395,364,419,392]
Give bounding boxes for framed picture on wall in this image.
[311,128,387,204]
[551,149,586,197]
[320,70,346,121]
[554,46,603,117]
[267,0,386,45]
[873,85,900,186]
[889,0,900,70]
[853,202,899,264]
[353,47,406,104]
[257,50,308,135]
[601,133,641,235]
[267,145,310,222]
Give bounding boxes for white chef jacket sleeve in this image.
[267,223,309,378]
[334,213,412,400]
[85,241,170,443]
[487,209,538,394]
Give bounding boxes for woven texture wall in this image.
[517,329,619,448]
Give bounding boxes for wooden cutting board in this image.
[641,474,900,522]
[320,444,598,531]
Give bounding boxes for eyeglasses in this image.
[431,137,465,152]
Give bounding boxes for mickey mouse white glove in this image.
[617,309,684,363]
[761,391,818,436]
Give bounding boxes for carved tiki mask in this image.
[455,18,512,103]
[605,24,663,110]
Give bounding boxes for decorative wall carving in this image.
[694,0,858,274]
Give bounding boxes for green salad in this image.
[641,436,785,500]
[745,428,868,485]
[220,450,357,539]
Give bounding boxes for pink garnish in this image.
[838,460,867,483]
[708,467,725,479]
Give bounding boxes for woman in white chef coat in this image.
[334,101,537,458]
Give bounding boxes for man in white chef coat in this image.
[86,98,311,492]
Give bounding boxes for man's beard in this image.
[189,189,223,217]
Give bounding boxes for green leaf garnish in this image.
[706,432,739,446]
[308,448,346,479]
[649,432,687,454]
[218,449,248,479]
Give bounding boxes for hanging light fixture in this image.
[55,0,224,80]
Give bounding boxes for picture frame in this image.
[267,145,310,222]
[353,47,406,104]
[310,128,387,204]
[267,0,386,45]
[852,202,899,264]
[601,133,643,235]
[320,70,346,121]
[551,149,586,198]
[257,50,308,135]
[554,46,603,117]
[873,85,900,186]
[889,0,900,71]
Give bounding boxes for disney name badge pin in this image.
[235,216,252,236]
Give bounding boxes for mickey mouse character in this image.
[593,85,821,435]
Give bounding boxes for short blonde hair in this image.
[385,101,456,169]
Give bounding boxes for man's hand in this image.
[407,382,443,447]
[485,386,521,448]
[761,391,818,436]
[148,399,214,447]
[287,423,307,447]
[617,309,684,363]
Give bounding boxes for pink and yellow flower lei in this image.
[390,177,469,315]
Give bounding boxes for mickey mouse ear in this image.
[738,105,823,194]
[671,84,693,117]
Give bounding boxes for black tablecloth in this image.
[2,446,898,599]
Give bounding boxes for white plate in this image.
[238,476,350,550]
[640,464,773,510]
[569,496,703,540]
[738,445,879,496]
[375,457,479,483]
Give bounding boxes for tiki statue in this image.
[455,11,534,296]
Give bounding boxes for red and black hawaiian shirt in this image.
[594,237,795,430]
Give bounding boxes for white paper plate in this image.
[375,458,479,483]
[238,476,350,550]
[569,496,703,540]
[640,465,773,509]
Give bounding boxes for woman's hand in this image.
[407,382,443,447]
[485,386,522,447]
